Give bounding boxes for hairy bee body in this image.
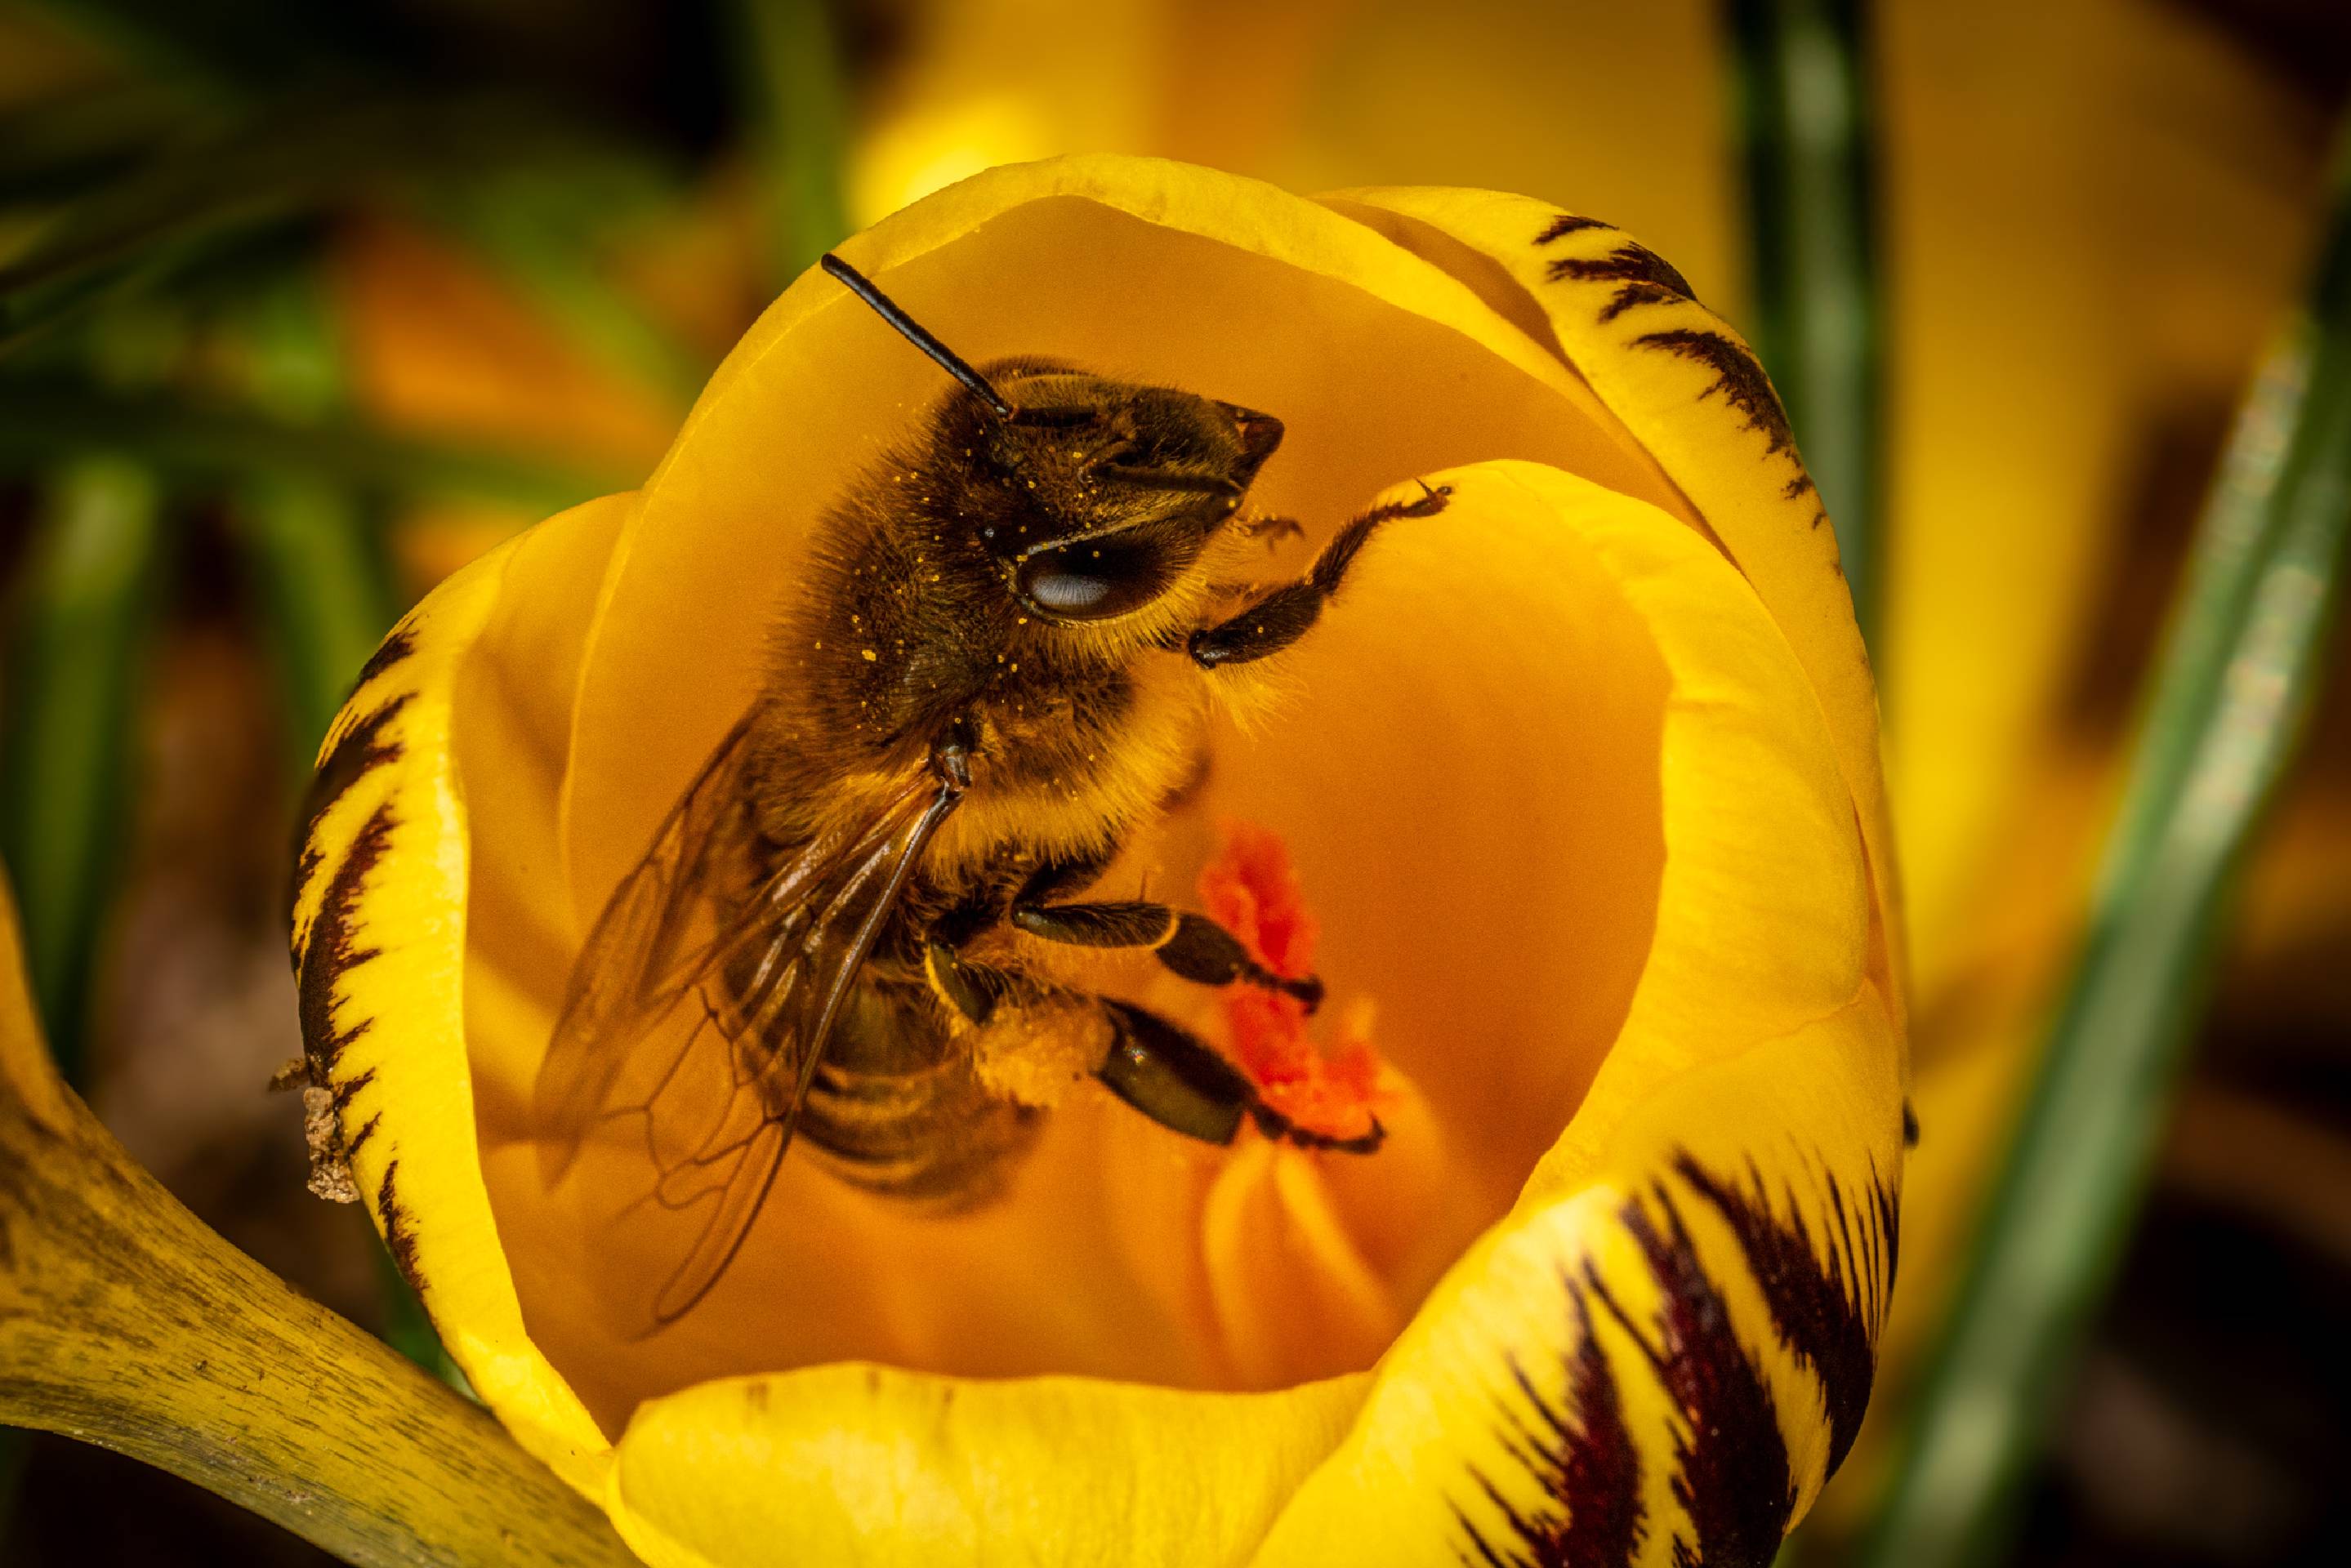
[537,265,1434,1328]
[731,368,1260,1200]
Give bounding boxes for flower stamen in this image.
[1199,821,1388,1147]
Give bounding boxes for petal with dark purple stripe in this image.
[1457,1276,1647,1568]
[1673,1152,1899,1477]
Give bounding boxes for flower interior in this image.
[449,190,1686,1433]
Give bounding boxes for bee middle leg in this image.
[1005,855,1323,1009]
[1189,480,1452,667]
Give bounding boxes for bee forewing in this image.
[533,707,965,1335]
[534,717,763,1182]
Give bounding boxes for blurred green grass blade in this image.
[0,381,622,511]
[0,454,164,1083]
[734,0,850,287]
[439,170,713,414]
[1724,0,1883,648]
[0,84,191,204]
[25,0,434,103]
[1858,125,2351,1568]
[238,475,394,760]
[228,272,398,762]
[0,92,627,353]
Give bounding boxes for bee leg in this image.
[921,877,1024,1025]
[1098,1000,1384,1154]
[1008,890,1323,1011]
[1158,744,1215,816]
[1189,481,1452,667]
[1096,999,1251,1145]
[1241,513,1305,547]
[925,938,1010,1025]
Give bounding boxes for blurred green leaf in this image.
[226,271,397,762]
[0,381,624,511]
[0,91,655,353]
[239,474,393,757]
[0,83,193,205]
[1725,0,1883,648]
[23,0,430,101]
[0,453,165,1081]
[734,0,850,287]
[1859,121,2351,1568]
[438,168,713,413]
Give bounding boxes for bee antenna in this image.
[821,254,1015,420]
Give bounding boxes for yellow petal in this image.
[605,1365,1367,1568]
[1254,990,1900,1566]
[1309,186,1905,1036]
[1248,460,1898,1561]
[291,489,631,1491]
[1181,1062,1464,1392]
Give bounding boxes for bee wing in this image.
[533,715,965,1332]
[534,714,765,1178]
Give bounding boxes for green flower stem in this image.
[0,454,163,1083]
[1858,122,2351,1568]
[1724,0,1883,648]
[0,914,637,1568]
[734,0,851,288]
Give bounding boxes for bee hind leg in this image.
[1099,1000,1382,1155]
[1189,481,1451,668]
[1097,1000,1251,1146]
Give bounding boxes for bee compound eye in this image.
[1014,536,1180,621]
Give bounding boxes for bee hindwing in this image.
[533,713,962,1332]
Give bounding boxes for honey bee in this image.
[535,255,1448,1329]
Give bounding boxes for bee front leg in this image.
[1189,481,1451,667]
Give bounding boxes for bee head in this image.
[955,363,1284,623]
[819,254,1283,627]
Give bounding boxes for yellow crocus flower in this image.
[291,156,1905,1566]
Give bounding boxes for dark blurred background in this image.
[0,1,2346,1563]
